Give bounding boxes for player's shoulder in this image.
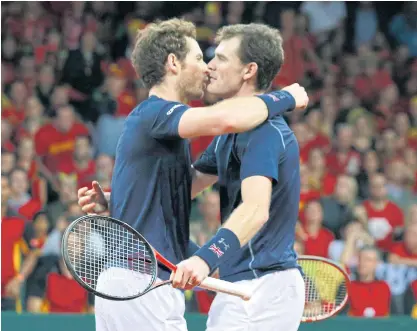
[131,95,189,118]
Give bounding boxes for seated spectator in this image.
[320,175,356,238]
[388,222,417,267]
[1,174,26,312]
[403,147,417,194]
[326,124,361,177]
[356,150,382,200]
[1,80,28,129]
[348,246,391,317]
[1,150,16,174]
[363,173,404,251]
[7,168,42,221]
[308,148,337,196]
[302,200,335,258]
[386,159,417,211]
[95,154,114,192]
[299,164,321,223]
[15,96,46,142]
[1,119,15,152]
[57,135,96,190]
[34,104,89,174]
[329,218,374,270]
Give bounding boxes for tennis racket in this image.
[298,255,350,322]
[62,215,252,301]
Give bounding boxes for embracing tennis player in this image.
[78,19,308,331]
[172,24,306,331]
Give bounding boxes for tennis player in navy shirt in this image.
[78,19,308,331]
[173,24,306,331]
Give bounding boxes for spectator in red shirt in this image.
[394,112,417,151]
[1,81,28,129]
[388,222,417,268]
[34,104,89,174]
[326,124,361,177]
[363,173,404,251]
[303,200,335,258]
[348,246,391,317]
[57,135,96,190]
[16,137,47,206]
[299,164,321,222]
[308,148,337,196]
[15,96,46,142]
[1,174,26,312]
[304,109,331,153]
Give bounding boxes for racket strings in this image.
[66,217,157,298]
[299,259,348,320]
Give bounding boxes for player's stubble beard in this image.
[178,63,207,101]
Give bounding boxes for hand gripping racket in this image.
[62,215,252,301]
[298,255,350,322]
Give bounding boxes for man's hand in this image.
[170,256,210,290]
[78,181,108,214]
[282,83,309,111]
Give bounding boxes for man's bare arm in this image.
[177,84,307,139]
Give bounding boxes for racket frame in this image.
[62,215,159,301]
[298,255,351,322]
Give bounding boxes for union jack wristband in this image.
[256,90,296,119]
[193,228,241,272]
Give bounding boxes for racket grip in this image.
[199,277,253,301]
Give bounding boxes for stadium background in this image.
[1,1,417,330]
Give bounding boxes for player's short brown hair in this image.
[215,23,284,91]
[131,18,196,89]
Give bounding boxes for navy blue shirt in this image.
[110,96,193,280]
[194,117,301,282]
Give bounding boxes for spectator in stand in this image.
[45,172,78,225]
[16,137,47,206]
[403,147,417,194]
[388,222,417,268]
[1,173,26,312]
[356,150,382,200]
[394,112,417,151]
[298,164,321,226]
[1,150,16,174]
[326,124,361,177]
[303,200,335,258]
[61,30,104,122]
[1,119,15,152]
[329,216,374,270]
[34,104,89,176]
[308,147,337,196]
[363,173,404,251]
[2,80,28,129]
[95,154,114,192]
[7,168,41,221]
[15,96,46,142]
[320,175,357,239]
[351,115,376,155]
[35,64,56,110]
[57,135,96,190]
[348,246,391,317]
[385,159,417,211]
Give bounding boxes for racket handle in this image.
[199,277,252,301]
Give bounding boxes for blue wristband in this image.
[193,228,241,272]
[256,90,296,119]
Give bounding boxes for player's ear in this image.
[242,62,258,82]
[167,53,180,75]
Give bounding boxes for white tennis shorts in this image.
[206,269,305,331]
[95,267,187,331]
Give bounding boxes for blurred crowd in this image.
[1,1,417,319]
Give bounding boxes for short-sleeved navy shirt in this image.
[194,117,301,282]
[110,96,193,280]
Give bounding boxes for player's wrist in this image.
[256,91,296,119]
[193,228,241,272]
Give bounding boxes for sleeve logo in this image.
[208,243,224,258]
[167,104,182,115]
